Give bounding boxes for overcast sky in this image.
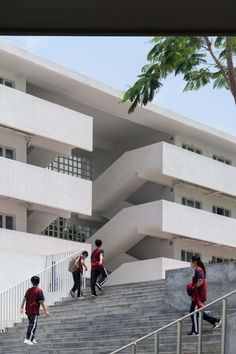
[1,36,236,135]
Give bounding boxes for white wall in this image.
[175,135,236,167]
[0,227,91,256]
[162,200,236,248]
[0,156,92,215]
[0,198,27,232]
[128,182,174,205]
[162,142,236,199]
[27,210,70,235]
[112,130,172,160]
[0,84,93,152]
[107,252,138,272]
[174,238,236,264]
[0,66,26,91]
[106,257,189,286]
[175,184,236,218]
[27,146,59,168]
[0,249,45,292]
[127,236,175,260]
[91,148,116,181]
[0,127,26,163]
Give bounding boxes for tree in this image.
[123,36,236,113]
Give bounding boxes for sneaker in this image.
[96,283,103,291]
[91,294,97,297]
[32,339,37,344]
[69,290,75,298]
[213,319,222,329]
[24,339,34,345]
[187,332,199,336]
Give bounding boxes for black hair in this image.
[31,276,40,286]
[192,255,206,276]
[82,251,88,257]
[95,239,102,247]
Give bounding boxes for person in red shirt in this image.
[90,239,108,296]
[187,255,221,335]
[70,250,88,298]
[20,276,49,345]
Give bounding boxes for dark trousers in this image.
[91,268,109,295]
[190,301,218,333]
[98,267,109,286]
[91,269,101,295]
[71,271,81,297]
[26,315,38,341]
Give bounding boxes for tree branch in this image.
[203,36,230,87]
[225,37,236,103]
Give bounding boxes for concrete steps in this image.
[0,279,226,354]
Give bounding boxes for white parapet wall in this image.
[0,84,93,152]
[0,228,91,291]
[0,156,92,215]
[105,257,189,286]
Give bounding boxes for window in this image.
[0,77,14,88]
[182,143,202,155]
[211,256,235,264]
[181,250,201,262]
[212,206,231,217]
[0,146,15,160]
[182,197,202,209]
[213,155,232,166]
[5,149,14,159]
[48,154,91,180]
[43,217,91,242]
[0,214,15,230]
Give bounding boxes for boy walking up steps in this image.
[90,239,109,296]
[20,275,50,345]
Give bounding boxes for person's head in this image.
[31,276,40,286]
[82,251,88,258]
[95,239,102,248]
[191,255,206,276]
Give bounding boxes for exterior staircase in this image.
[0,279,225,353]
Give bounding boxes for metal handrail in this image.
[0,249,84,295]
[110,287,236,354]
[0,249,86,332]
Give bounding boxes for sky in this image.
[1,36,236,135]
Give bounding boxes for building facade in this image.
[0,41,236,288]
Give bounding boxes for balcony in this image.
[161,142,236,197]
[161,200,236,248]
[0,157,92,215]
[0,85,92,152]
[90,200,236,264]
[93,141,236,214]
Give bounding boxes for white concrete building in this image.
[1,41,236,288]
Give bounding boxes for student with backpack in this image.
[186,255,221,335]
[20,276,50,345]
[90,239,109,296]
[69,250,88,298]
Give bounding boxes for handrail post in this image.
[198,310,203,354]
[133,343,137,354]
[154,332,159,354]
[221,298,227,354]
[177,321,182,354]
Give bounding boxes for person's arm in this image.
[38,291,50,317]
[20,297,26,314]
[81,261,88,271]
[40,301,50,317]
[98,250,104,265]
[196,279,203,287]
[195,270,204,287]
